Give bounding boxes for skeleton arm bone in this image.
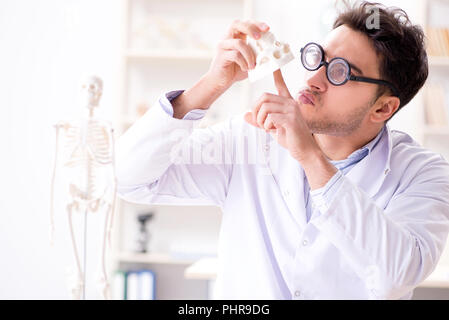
[50,122,71,245]
[49,124,60,246]
[107,128,117,248]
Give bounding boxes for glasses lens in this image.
[302,44,322,70]
[328,59,349,85]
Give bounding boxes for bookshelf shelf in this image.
[428,55,449,67]
[420,279,449,289]
[116,251,197,265]
[419,265,449,289]
[184,257,218,280]
[125,49,214,61]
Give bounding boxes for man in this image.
[116,1,449,299]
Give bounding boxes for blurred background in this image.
[1,0,449,300]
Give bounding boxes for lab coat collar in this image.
[345,124,392,198]
[364,124,386,154]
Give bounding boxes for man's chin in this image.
[302,118,336,135]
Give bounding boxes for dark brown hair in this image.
[333,1,428,117]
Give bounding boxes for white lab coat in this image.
[116,96,449,300]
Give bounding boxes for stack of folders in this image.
[112,269,156,300]
[424,84,448,126]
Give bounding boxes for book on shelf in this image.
[426,27,449,57]
[424,84,449,126]
[112,269,156,300]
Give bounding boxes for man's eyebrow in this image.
[324,50,364,75]
[348,62,363,75]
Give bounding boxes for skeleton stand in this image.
[83,208,87,299]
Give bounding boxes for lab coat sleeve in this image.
[159,90,208,121]
[115,92,235,208]
[310,156,449,299]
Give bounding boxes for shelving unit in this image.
[419,0,449,139]
[110,0,253,300]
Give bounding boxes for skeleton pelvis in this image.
[69,183,102,212]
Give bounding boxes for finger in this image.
[255,21,270,34]
[224,49,249,72]
[264,114,275,131]
[227,20,270,40]
[256,102,287,129]
[268,127,282,135]
[273,69,292,98]
[264,112,287,131]
[269,126,286,139]
[252,92,288,127]
[220,39,256,69]
[244,111,257,127]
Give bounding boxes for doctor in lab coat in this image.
[116,2,449,299]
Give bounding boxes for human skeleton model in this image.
[50,76,117,300]
[247,31,295,82]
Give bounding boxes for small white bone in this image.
[247,31,295,82]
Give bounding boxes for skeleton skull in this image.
[81,76,103,109]
[247,31,295,82]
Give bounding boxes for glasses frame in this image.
[300,42,399,97]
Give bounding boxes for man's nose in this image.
[305,65,328,93]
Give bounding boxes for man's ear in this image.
[370,95,400,123]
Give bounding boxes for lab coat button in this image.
[384,168,389,175]
[302,239,308,246]
[294,290,301,297]
[264,144,270,151]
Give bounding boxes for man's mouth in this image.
[298,90,315,106]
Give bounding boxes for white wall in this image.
[0,0,429,299]
[0,0,122,299]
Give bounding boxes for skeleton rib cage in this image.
[64,119,113,202]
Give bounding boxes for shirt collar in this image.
[328,125,386,166]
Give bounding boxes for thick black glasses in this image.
[300,42,399,97]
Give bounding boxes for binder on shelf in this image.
[126,271,139,300]
[139,270,156,300]
[112,270,127,300]
[126,269,156,300]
